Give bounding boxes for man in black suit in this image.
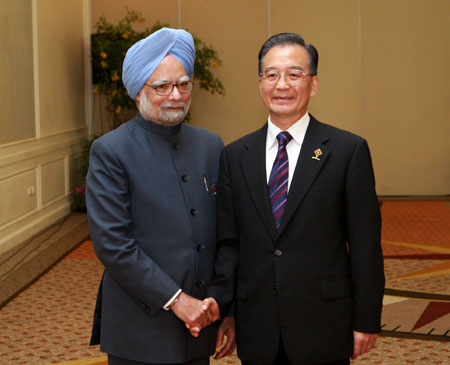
[208,33,385,364]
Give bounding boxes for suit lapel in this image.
[241,124,278,240]
[277,116,330,237]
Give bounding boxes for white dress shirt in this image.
[266,113,310,192]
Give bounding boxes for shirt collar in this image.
[266,112,310,149]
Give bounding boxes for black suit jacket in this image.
[208,115,385,364]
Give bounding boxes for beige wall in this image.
[273,0,362,134]
[362,0,450,195]
[1,0,445,253]
[183,0,269,140]
[0,0,36,144]
[37,0,87,136]
[91,0,178,29]
[0,0,89,255]
[91,0,449,196]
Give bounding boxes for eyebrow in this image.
[263,66,305,71]
[150,75,190,86]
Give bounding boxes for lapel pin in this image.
[312,148,322,161]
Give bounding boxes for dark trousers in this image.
[241,337,350,365]
[108,354,209,365]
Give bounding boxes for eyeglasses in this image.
[260,69,312,84]
[144,80,194,96]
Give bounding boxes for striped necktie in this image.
[268,131,293,229]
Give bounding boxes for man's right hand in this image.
[170,293,220,337]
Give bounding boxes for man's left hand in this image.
[352,331,377,359]
[215,317,236,359]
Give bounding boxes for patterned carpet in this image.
[380,201,450,342]
[0,200,449,364]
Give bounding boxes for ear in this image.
[258,77,263,95]
[310,76,319,97]
[135,90,141,107]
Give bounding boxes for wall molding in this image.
[31,0,40,139]
[0,126,87,150]
[0,127,88,255]
[0,198,71,255]
[0,127,87,174]
[83,0,94,136]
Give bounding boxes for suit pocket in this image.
[321,276,351,300]
[236,280,249,300]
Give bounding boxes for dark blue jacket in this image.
[86,113,223,363]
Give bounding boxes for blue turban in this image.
[122,27,195,100]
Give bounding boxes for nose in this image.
[275,73,289,89]
[168,85,182,100]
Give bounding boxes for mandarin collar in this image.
[135,112,182,136]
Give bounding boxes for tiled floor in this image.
[0,200,449,364]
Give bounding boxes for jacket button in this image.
[197,244,206,251]
[272,287,278,295]
[181,175,190,182]
[191,209,199,216]
[274,249,282,256]
[196,280,206,288]
[172,143,179,150]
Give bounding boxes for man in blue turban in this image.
[86,28,235,365]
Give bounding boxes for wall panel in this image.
[37,0,86,135]
[0,0,36,144]
[41,159,66,205]
[0,169,37,227]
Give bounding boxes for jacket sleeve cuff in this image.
[163,289,182,311]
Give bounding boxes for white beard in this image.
[139,93,190,126]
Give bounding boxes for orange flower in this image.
[211,58,220,69]
[137,17,145,23]
[93,86,99,94]
[111,71,120,81]
[115,106,122,114]
[100,61,108,68]
[122,32,129,39]
[111,90,118,96]
[100,51,108,59]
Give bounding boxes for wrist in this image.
[163,289,182,311]
[169,293,180,308]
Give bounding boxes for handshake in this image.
[170,292,220,337]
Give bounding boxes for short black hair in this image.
[258,33,318,76]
